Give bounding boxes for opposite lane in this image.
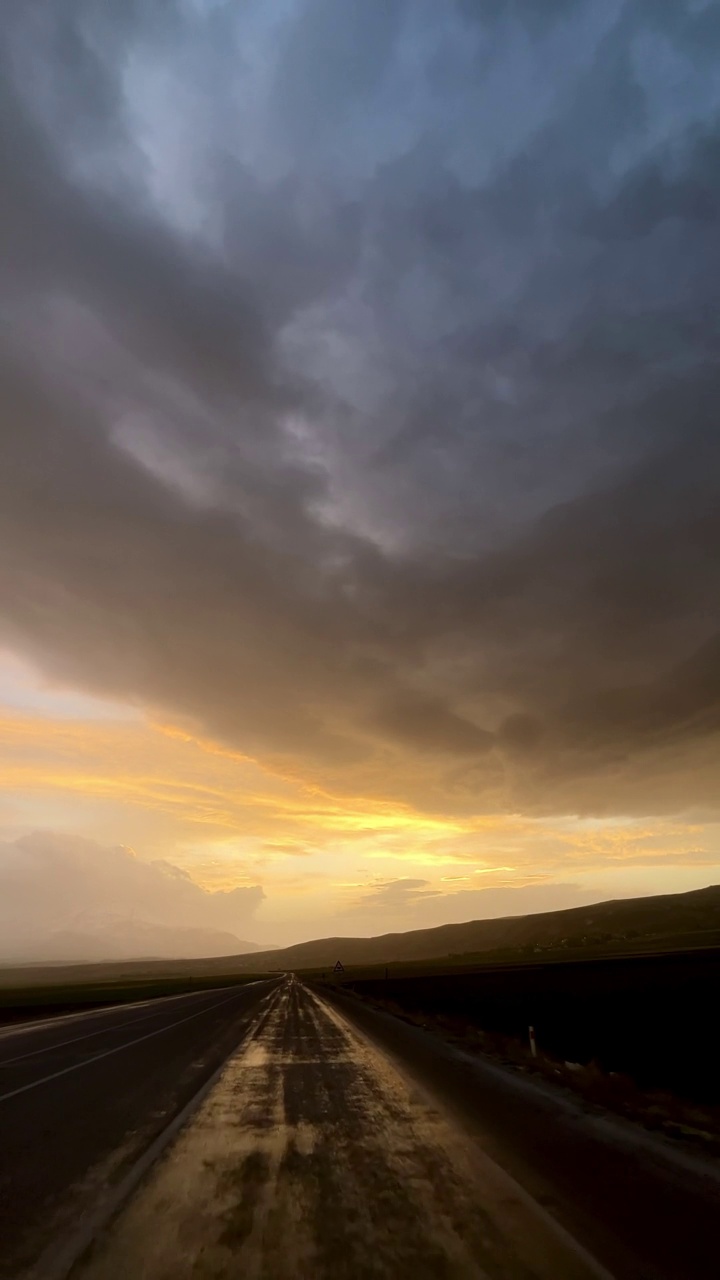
[0,978,279,1277]
[0,984,259,1101]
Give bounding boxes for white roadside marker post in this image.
[529,1025,538,1058]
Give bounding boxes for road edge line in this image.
[25,983,283,1280]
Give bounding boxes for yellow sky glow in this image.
[1,694,719,941]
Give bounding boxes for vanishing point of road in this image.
[0,975,717,1279]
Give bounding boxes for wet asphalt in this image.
[0,979,279,1277]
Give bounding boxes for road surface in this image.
[0,978,280,1277]
[76,978,718,1280]
[1,976,718,1278]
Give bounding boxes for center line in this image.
[0,987,255,1105]
[0,989,237,1068]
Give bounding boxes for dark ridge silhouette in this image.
[236,883,720,971]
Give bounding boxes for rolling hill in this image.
[235,883,720,972]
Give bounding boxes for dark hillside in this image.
[235,883,720,971]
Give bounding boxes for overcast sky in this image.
[1,1,719,955]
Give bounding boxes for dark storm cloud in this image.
[1,0,720,816]
[370,690,495,756]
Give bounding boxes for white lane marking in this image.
[0,987,257,1105]
[0,987,246,1068]
[25,985,284,1280]
[0,980,262,1042]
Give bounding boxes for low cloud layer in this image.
[0,833,264,961]
[1,1,719,832]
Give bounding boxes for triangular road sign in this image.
[333,960,344,973]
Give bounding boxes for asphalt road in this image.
[3,976,718,1279]
[72,976,719,1280]
[0,978,280,1277]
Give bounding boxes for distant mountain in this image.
[0,920,269,964]
[231,884,720,972]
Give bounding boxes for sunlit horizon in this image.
[1,651,718,957]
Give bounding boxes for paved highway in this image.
[73,978,719,1280]
[1,976,718,1278]
[0,979,280,1277]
